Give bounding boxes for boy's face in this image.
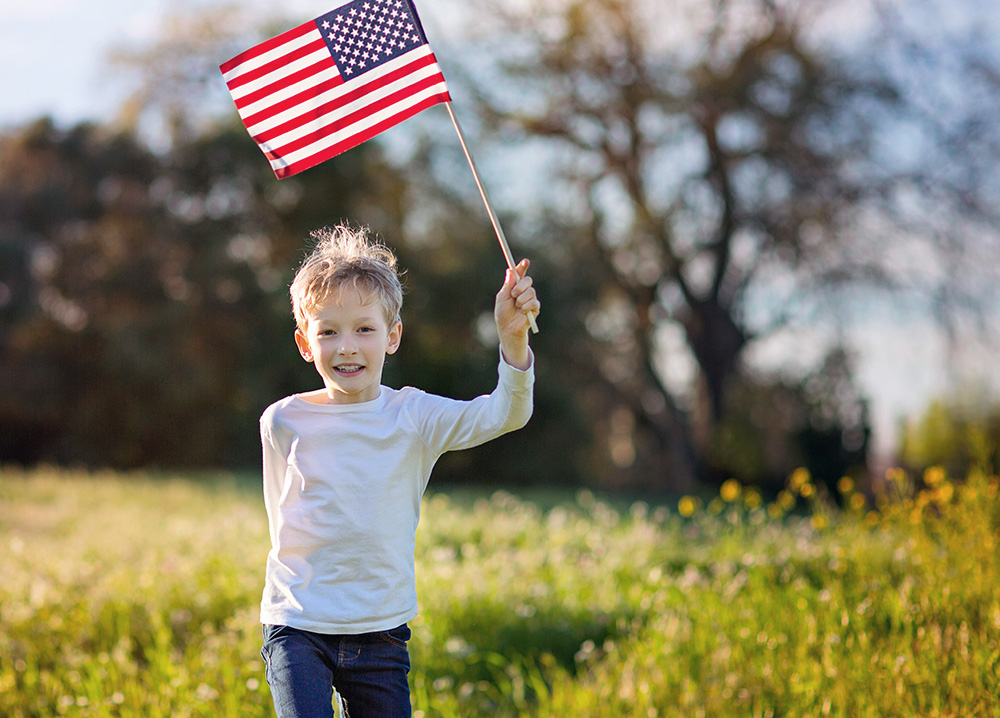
[294,287,402,404]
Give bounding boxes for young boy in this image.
[258,225,539,718]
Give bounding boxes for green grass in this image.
[1,466,998,717]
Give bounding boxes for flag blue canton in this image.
[315,0,428,80]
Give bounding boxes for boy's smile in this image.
[294,287,401,405]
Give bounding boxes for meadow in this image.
[1,465,998,717]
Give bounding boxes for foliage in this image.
[0,116,396,468]
[2,466,998,716]
[899,397,1000,481]
[0,112,591,486]
[455,0,1000,490]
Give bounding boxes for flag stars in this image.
[319,0,424,78]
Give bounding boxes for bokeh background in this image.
[4,3,1000,717]
[3,0,1000,497]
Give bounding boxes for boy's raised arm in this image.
[494,258,540,371]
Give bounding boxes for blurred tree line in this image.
[1,0,998,494]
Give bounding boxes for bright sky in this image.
[1,0,996,458]
[2,0,159,128]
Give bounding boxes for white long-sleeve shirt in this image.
[258,355,533,634]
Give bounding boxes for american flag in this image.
[220,0,451,179]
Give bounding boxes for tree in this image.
[0,116,406,467]
[446,0,1000,490]
[0,9,594,485]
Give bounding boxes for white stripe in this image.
[253,64,444,150]
[247,60,442,141]
[266,81,448,170]
[236,38,436,115]
[228,47,332,102]
[244,47,436,132]
[237,65,342,121]
[222,27,322,83]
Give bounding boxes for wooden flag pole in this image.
[445,101,539,334]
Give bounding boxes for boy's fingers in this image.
[511,274,533,296]
[507,258,530,281]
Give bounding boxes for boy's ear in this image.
[386,320,402,355]
[294,329,314,362]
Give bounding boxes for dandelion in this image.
[720,479,741,503]
[923,465,946,487]
[849,493,866,512]
[777,490,796,511]
[767,502,784,519]
[678,496,698,517]
[837,477,854,494]
[799,482,815,499]
[743,489,762,510]
[811,514,828,530]
[789,467,810,492]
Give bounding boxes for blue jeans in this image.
[261,624,412,718]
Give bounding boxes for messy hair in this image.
[289,225,403,332]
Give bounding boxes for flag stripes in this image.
[220,1,451,179]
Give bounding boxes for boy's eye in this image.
[320,329,335,336]
[359,327,374,333]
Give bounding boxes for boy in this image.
[258,225,539,718]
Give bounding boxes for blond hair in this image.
[290,225,403,332]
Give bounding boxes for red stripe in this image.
[225,37,328,92]
[234,56,340,113]
[247,54,443,141]
[219,20,316,75]
[273,93,450,178]
[255,71,447,150]
[241,72,345,128]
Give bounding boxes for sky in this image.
[1,0,996,459]
[2,0,160,128]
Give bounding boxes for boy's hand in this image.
[495,259,539,371]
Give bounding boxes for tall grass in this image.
[1,465,998,717]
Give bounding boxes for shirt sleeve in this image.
[404,350,534,457]
[259,405,291,546]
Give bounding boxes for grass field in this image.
[1,465,998,717]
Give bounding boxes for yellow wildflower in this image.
[789,467,810,492]
[720,479,741,503]
[777,491,796,511]
[923,465,946,487]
